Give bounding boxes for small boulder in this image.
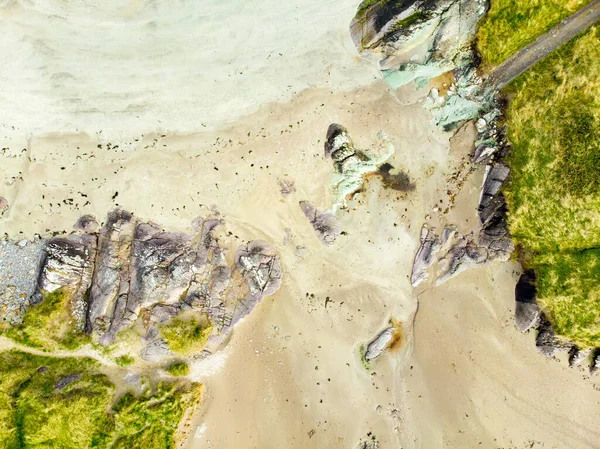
[568,346,591,368]
[535,318,566,357]
[590,350,600,376]
[514,270,540,333]
[54,374,81,390]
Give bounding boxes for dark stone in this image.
[515,270,540,333]
[54,373,81,390]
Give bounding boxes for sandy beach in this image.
[2,1,600,448]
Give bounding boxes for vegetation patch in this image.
[477,0,593,67]
[159,315,213,355]
[115,355,135,367]
[501,27,600,347]
[0,350,202,449]
[2,289,89,351]
[165,361,190,377]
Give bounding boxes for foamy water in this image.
[0,0,378,138]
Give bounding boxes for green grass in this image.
[159,316,213,355]
[502,27,600,347]
[0,350,202,449]
[533,251,600,347]
[165,362,190,377]
[115,355,134,367]
[477,0,593,67]
[2,289,90,351]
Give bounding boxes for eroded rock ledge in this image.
[4,209,282,359]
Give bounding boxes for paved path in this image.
[486,0,600,88]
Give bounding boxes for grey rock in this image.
[536,318,567,357]
[141,338,170,362]
[514,270,540,333]
[278,179,296,197]
[478,163,510,224]
[87,209,135,334]
[232,241,283,325]
[0,239,46,324]
[590,350,600,375]
[299,201,342,246]
[36,234,97,331]
[0,196,8,210]
[364,327,394,362]
[102,223,196,344]
[54,373,81,390]
[410,226,441,287]
[73,214,99,233]
[568,346,592,368]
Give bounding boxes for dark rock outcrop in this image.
[27,209,283,358]
[514,270,540,333]
[568,346,591,368]
[536,317,567,357]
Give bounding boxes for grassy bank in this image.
[0,350,202,448]
[502,26,600,347]
[477,0,593,67]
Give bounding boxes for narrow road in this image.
[486,0,600,88]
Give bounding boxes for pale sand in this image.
[401,262,600,449]
[0,0,378,137]
[2,1,600,447]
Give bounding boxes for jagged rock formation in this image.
[299,201,342,246]
[514,270,540,333]
[37,234,97,331]
[350,0,488,88]
[410,226,441,287]
[21,209,283,356]
[535,317,568,358]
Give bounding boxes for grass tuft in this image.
[159,316,213,355]
[165,362,190,377]
[2,289,90,351]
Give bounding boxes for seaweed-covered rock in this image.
[514,270,540,333]
[324,124,394,212]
